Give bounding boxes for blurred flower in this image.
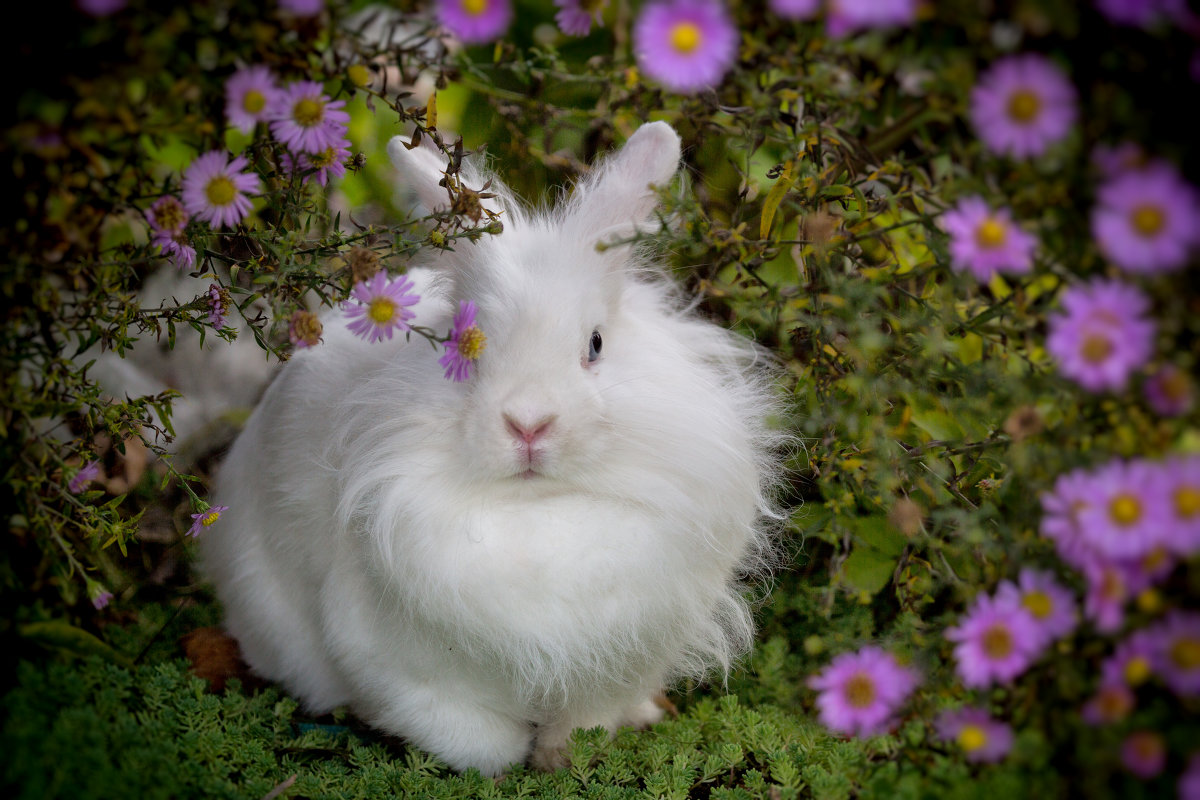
[1040,466,1095,568]
[188,505,229,537]
[1092,160,1200,274]
[826,0,919,37]
[436,0,513,44]
[970,54,1077,159]
[1163,455,1200,555]
[1151,611,1200,696]
[995,569,1077,648]
[345,272,420,344]
[1144,365,1195,417]
[225,66,279,135]
[279,0,323,15]
[1095,0,1187,28]
[633,0,738,94]
[935,707,1013,763]
[1101,629,1158,687]
[1072,458,1169,561]
[87,580,114,609]
[283,138,351,186]
[1091,141,1147,177]
[182,151,260,230]
[1181,753,1200,800]
[1081,682,1135,725]
[555,0,607,35]
[288,310,323,349]
[270,81,351,155]
[1121,730,1166,778]
[1003,404,1044,441]
[768,0,819,20]
[440,300,487,382]
[807,646,919,738]
[940,196,1036,281]
[206,284,231,331]
[147,196,196,269]
[946,591,1043,687]
[76,0,126,15]
[346,246,382,284]
[68,460,102,493]
[1046,278,1156,394]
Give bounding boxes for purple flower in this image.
[970,54,1078,159]
[995,569,1077,648]
[1101,629,1157,687]
[283,138,351,186]
[945,591,1043,688]
[1180,753,1200,800]
[1095,0,1187,28]
[87,582,114,609]
[940,196,1037,282]
[181,151,260,230]
[207,284,230,331]
[76,0,126,15]
[768,0,819,20]
[187,505,229,537]
[1072,459,1170,561]
[436,0,513,44]
[279,0,323,15]
[1081,682,1135,725]
[807,646,919,738]
[270,81,351,155]
[69,460,102,493]
[1150,611,1200,696]
[1091,141,1147,178]
[935,708,1013,763]
[288,310,323,349]
[1040,466,1095,570]
[344,272,420,344]
[147,196,197,269]
[1144,365,1195,418]
[225,66,279,135]
[826,0,918,37]
[1091,160,1200,274]
[440,300,488,382]
[633,0,738,95]
[1121,730,1166,779]
[1163,455,1200,556]
[554,0,607,36]
[1045,278,1156,394]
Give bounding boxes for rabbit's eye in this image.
[588,329,603,363]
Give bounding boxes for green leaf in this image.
[760,161,794,240]
[19,620,133,667]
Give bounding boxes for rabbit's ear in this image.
[387,135,453,215]
[578,121,682,231]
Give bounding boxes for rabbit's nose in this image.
[504,413,556,445]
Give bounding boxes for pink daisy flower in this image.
[1150,611,1200,696]
[436,0,513,44]
[283,138,351,186]
[768,0,819,20]
[946,591,1043,688]
[1101,629,1158,687]
[87,581,114,609]
[995,569,1078,648]
[1091,160,1200,274]
[1045,278,1156,394]
[206,284,229,331]
[970,54,1078,159]
[826,0,919,37]
[181,151,260,230]
[77,0,126,16]
[1081,682,1135,725]
[188,505,229,537]
[1095,0,1187,28]
[940,196,1037,282]
[807,646,919,738]
[1072,458,1170,561]
[225,66,279,135]
[1144,365,1195,418]
[935,707,1013,763]
[68,460,102,493]
[440,300,488,382]
[1121,730,1166,778]
[344,272,420,344]
[1039,466,1096,570]
[554,0,607,36]
[270,81,351,155]
[1163,455,1200,556]
[633,0,738,95]
[1180,753,1200,800]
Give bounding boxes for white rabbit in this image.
[199,121,787,775]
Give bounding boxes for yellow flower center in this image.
[958,725,988,752]
[156,201,184,230]
[1131,204,1165,237]
[242,89,266,114]
[367,297,397,325]
[458,326,487,361]
[1125,656,1151,686]
[309,147,338,169]
[1007,89,1041,123]
[1108,494,1142,526]
[347,64,371,87]
[982,624,1013,659]
[205,176,237,207]
[975,218,1007,249]
[201,510,221,527]
[1022,590,1053,619]
[1175,486,1200,519]
[1171,637,1200,670]
[293,97,324,127]
[1096,685,1132,719]
[1080,334,1113,364]
[843,672,876,708]
[669,21,702,54]
[462,0,488,14]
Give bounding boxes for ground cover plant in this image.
[3,0,1199,797]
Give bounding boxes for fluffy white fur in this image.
[199,122,787,775]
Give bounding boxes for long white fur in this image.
[199,122,788,775]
